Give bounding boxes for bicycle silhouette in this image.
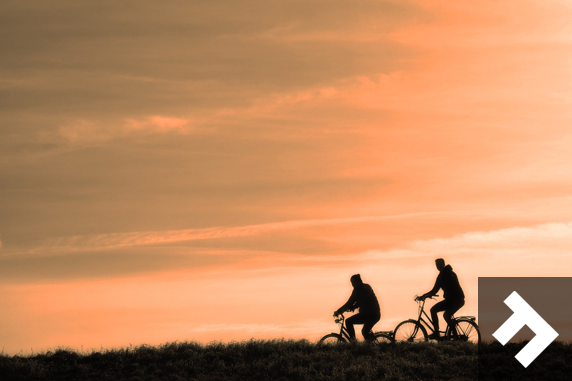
[393,295,481,343]
[319,313,394,344]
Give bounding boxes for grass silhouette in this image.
[2,339,571,380]
[0,339,477,381]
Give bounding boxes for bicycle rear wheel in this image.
[394,320,428,342]
[318,333,347,344]
[446,319,481,343]
[372,332,394,343]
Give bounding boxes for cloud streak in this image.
[59,115,192,143]
[33,212,453,255]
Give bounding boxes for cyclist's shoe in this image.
[428,333,441,340]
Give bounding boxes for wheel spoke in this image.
[449,320,480,343]
[460,324,473,336]
[319,333,345,344]
[394,321,427,342]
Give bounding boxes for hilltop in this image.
[2,339,572,381]
[0,340,476,381]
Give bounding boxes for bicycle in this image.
[393,295,481,343]
[318,313,394,344]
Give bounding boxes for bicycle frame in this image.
[333,313,388,341]
[415,298,440,335]
[393,295,481,343]
[413,296,476,337]
[333,314,353,341]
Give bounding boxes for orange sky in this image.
[2,0,572,354]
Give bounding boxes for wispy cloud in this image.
[409,222,572,253]
[11,213,572,262]
[126,116,190,133]
[356,221,572,278]
[7,212,453,257]
[59,116,192,143]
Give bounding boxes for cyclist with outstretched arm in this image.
[334,274,381,341]
[419,258,465,340]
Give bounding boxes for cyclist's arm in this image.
[335,289,358,314]
[422,275,441,299]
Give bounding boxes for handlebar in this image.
[414,294,439,302]
[333,312,346,324]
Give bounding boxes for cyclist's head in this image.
[350,274,363,287]
[435,258,445,271]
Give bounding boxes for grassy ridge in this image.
[4,340,571,380]
[0,340,477,381]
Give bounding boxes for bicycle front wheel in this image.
[394,320,428,342]
[318,333,347,344]
[446,319,481,343]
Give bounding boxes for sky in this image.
[2,0,572,354]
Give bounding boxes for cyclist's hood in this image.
[351,274,363,286]
[442,264,453,273]
[438,264,465,300]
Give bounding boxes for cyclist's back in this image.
[433,264,464,301]
[349,282,380,315]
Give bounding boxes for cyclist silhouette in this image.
[419,258,465,340]
[334,274,381,341]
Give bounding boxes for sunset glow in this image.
[2,0,572,354]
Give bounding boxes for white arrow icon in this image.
[493,291,559,367]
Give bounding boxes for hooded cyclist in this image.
[334,274,381,341]
[419,258,465,340]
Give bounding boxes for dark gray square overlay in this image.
[478,277,572,380]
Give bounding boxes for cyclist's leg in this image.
[346,314,364,340]
[361,314,381,341]
[430,300,448,335]
[443,298,465,336]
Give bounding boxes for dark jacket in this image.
[337,283,381,316]
[426,265,465,300]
